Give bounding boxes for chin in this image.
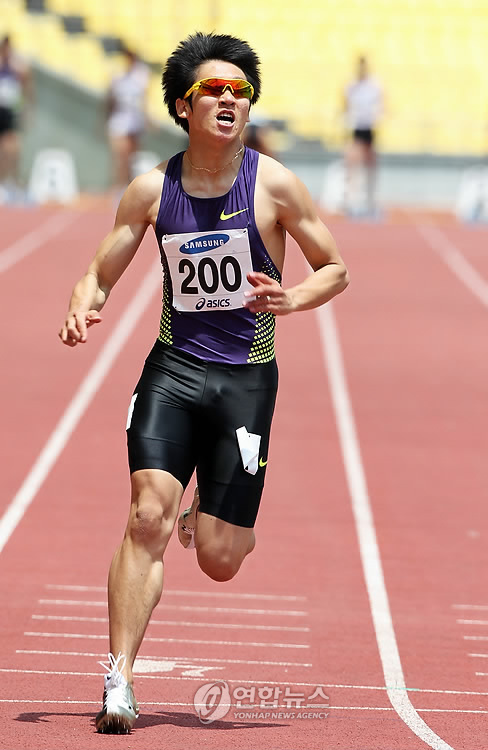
[214,127,238,141]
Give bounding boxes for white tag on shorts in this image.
[236,426,261,475]
[126,393,138,430]
[162,228,254,312]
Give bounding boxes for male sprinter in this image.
[59,32,349,734]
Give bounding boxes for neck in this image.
[185,139,244,175]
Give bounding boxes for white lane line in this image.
[453,604,488,611]
[0,701,110,705]
[37,599,306,616]
[2,667,485,701]
[464,636,488,641]
[24,632,309,649]
[335,708,488,714]
[31,614,309,633]
[317,302,454,750]
[31,615,110,623]
[0,258,161,557]
[16,649,312,667]
[45,584,307,601]
[414,222,488,307]
[415,222,488,306]
[7,660,488,695]
[0,696,485,715]
[0,668,325,687]
[469,654,488,658]
[0,210,79,273]
[457,620,488,626]
[163,590,307,601]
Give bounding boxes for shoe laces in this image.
[99,652,127,689]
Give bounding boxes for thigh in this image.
[197,359,278,527]
[127,343,205,488]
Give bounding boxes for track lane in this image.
[0,206,158,513]
[0,205,70,257]
[329,217,488,749]
[2,206,486,748]
[0,206,394,749]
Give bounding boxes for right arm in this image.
[59,173,158,346]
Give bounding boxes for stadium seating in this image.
[2,0,487,155]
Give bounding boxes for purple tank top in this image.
[154,147,281,365]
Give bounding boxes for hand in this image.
[59,310,102,347]
[243,272,294,316]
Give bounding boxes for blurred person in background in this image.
[0,34,32,201]
[343,55,383,216]
[106,45,150,194]
[242,119,275,157]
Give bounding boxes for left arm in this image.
[244,166,349,315]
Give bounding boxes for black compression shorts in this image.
[127,340,278,528]
[0,106,17,136]
[353,127,374,146]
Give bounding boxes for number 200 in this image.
[179,256,242,295]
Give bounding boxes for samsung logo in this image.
[180,234,229,254]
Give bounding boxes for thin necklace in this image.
[185,144,244,174]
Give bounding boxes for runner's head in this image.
[121,43,138,69]
[162,32,261,133]
[357,55,369,80]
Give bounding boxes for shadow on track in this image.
[15,709,289,732]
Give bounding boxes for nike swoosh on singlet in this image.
[259,457,268,468]
[220,208,249,221]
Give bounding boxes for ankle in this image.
[102,651,132,684]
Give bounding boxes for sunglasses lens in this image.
[200,79,253,99]
[199,80,224,96]
[233,81,253,99]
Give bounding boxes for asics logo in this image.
[220,208,249,221]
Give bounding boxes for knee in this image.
[196,546,242,582]
[127,492,174,551]
[129,503,164,542]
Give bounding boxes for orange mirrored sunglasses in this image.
[183,77,254,101]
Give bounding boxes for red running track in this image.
[0,202,487,750]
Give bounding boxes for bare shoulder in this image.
[116,160,168,225]
[257,153,297,194]
[256,153,314,217]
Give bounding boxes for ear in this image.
[175,97,189,121]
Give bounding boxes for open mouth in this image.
[217,111,235,124]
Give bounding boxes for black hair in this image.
[162,31,261,133]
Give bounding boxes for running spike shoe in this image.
[95,652,139,734]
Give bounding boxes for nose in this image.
[219,85,236,103]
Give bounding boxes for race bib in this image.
[162,228,254,312]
